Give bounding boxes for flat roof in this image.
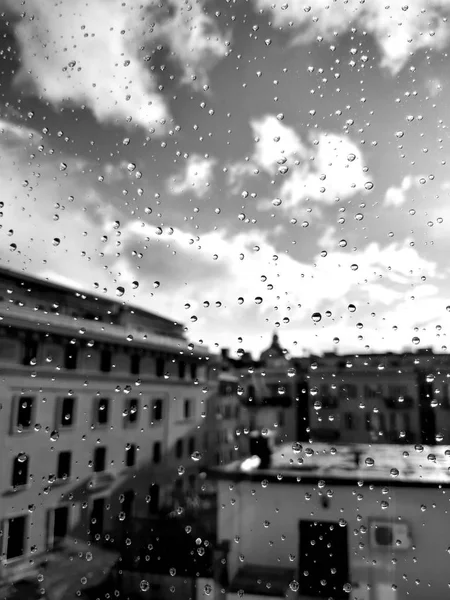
[209,442,450,488]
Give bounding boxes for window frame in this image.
[123,398,139,427]
[11,454,29,489]
[11,395,35,434]
[57,396,76,429]
[57,450,72,481]
[93,446,107,473]
[125,443,137,468]
[94,397,110,427]
[3,514,29,562]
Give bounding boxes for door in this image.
[299,520,350,599]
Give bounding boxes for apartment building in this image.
[0,267,218,590]
[236,334,310,443]
[307,350,450,445]
[210,440,450,600]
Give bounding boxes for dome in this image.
[259,333,288,365]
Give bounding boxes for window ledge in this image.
[2,484,32,496]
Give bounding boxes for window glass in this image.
[3,2,450,595]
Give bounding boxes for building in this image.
[210,438,450,600]
[234,336,450,447]
[307,350,450,445]
[235,334,310,443]
[0,266,222,592]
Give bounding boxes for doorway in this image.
[299,520,349,599]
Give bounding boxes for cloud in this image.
[168,154,217,198]
[279,132,369,208]
[384,175,416,207]
[254,0,450,74]
[0,115,446,357]
[250,115,305,173]
[4,0,226,132]
[241,117,370,210]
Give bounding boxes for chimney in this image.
[221,348,229,360]
[249,431,272,470]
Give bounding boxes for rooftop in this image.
[210,442,450,488]
[0,303,211,356]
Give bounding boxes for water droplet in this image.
[311,312,322,323]
[116,286,125,297]
[191,451,202,461]
[364,181,374,191]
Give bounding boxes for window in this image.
[184,399,192,419]
[152,398,163,422]
[100,349,112,372]
[95,398,109,425]
[12,454,29,488]
[178,360,186,379]
[175,439,183,459]
[5,516,27,560]
[122,490,135,518]
[57,451,72,480]
[153,441,161,464]
[188,436,195,456]
[130,354,140,375]
[156,357,165,377]
[90,498,104,540]
[15,396,34,431]
[278,410,285,427]
[64,344,78,370]
[22,336,38,366]
[59,397,75,428]
[340,384,358,398]
[149,484,160,514]
[344,412,354,430]
[125,443,136,467]
[51,506,70,543]
[190,362,197,380]
[124,398,139,426]
[93,447,106,473]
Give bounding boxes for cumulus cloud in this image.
[250,115,305,173]
[384,175,416,207]
[0,115,446,356]
[4,0,226,132]
[254,0,450,74]
[168,154,217,198]
[243,117,369,209]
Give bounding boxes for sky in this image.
[0,0,450,358]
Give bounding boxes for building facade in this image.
[0,267,222,590]
[211,441,450,600]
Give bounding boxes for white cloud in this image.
[384,175,416,207]
[280,132,369,208]
[168,154,217,198]
[4,0,226,132]
[0,115,446,357]
[245,119,369,209]
[250,115,305,173]
[254,0,450,74]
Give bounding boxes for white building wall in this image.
[217,478,450,600]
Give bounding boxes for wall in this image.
[217,478,450,600]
